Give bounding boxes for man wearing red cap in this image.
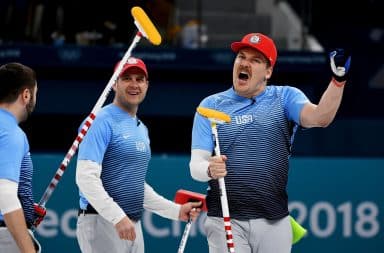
[75,57,202,253]
[189,33,351,253]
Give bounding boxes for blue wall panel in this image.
[32,154,384,253]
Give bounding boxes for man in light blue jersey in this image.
[75,57,202,253]
[0,62,41,253]
[189,33,351,253]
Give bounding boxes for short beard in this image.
[25,96,35,118]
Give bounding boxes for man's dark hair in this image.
[0,62,36,103]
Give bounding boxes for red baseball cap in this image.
[231,33,277,67]
[115,57,148,78]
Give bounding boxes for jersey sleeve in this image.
[77,115,111,164]
[191,99,215,152]
[283,86,310,125]
[0,129,27,182]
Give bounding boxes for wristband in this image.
[332,78,345,88]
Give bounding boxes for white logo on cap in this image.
[249,35,260,44]
[127,58,138,64]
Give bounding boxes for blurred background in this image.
[1,0,383,252]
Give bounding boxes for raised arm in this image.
[300,49,351,128]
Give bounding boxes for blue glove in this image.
[329,48,351,82]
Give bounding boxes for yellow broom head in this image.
[131,6,162,45]
[197,107,231,123]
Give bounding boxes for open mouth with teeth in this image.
[239,72,249,81]
[128,91,139,95]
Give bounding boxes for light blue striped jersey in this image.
[192,86,309,220]
[0,109,34,223]
[77,104,151,221]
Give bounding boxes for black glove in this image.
[329,48,351,82]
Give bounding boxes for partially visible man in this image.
[0,62,41,253]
